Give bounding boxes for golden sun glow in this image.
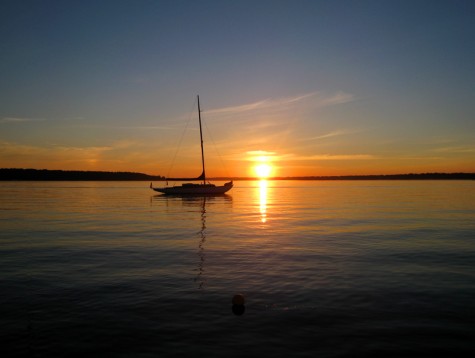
[248,150,276,178]
[254,163,272,178]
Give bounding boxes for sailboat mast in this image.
[197,95,206,184]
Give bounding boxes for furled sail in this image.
[165,170,205,181]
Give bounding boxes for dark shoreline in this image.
[0,169,164,181]
[1,168,474,181]
[231,173,475,180]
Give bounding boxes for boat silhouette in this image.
[151,96,233,195]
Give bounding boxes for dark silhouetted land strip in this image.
[1,169,474,181]
[273,173,475,180]
[0,168,164,181]
[215,173,475,180]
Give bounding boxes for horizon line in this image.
[1,168,474,181]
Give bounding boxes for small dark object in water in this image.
[232,304,245,316]
[232,294,245,315]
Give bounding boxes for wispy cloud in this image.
[244,150,278,161]
[68,122,180,131]
[246,150,277,156]
[0,138,169,172]
[0,141,39,156]
[317,131,347,139]
[311,91,355,108]
[229,150,376,162]
[289,154,377,161]
[206,99,271,115]
[301,130,350,141]
[0,140,113,157]
[0,117,45,123]
[300,127,372,144]
[205,91,355,116]
[432,146,475,154]
[228,150,283,162]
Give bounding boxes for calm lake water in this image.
[1,180,475,357]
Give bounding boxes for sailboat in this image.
[150,96,233,195]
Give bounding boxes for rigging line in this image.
[202,115,232,179]
[166,97,198,179]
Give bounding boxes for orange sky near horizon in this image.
[1,101,474,178]
[0,116,475,177]
[1,93,474,178]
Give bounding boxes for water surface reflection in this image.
[151,194,233,289]
[195,197,206,289]
[259,180,268,223]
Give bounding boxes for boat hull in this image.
[152,181,233,195]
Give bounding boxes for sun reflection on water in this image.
[259,180,268,223]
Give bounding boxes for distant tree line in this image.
[0,168,164,181]
[1,169,474,181]
[220,173,475,180]
[273,173,475,180]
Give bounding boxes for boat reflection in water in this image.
[195,197,207,289]
[151,194,232,289]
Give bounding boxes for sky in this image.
[1,0,474,177]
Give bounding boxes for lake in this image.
[1,180,475,357]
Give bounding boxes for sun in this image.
[254,163,272,178]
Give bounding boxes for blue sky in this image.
[1,0,474,176]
